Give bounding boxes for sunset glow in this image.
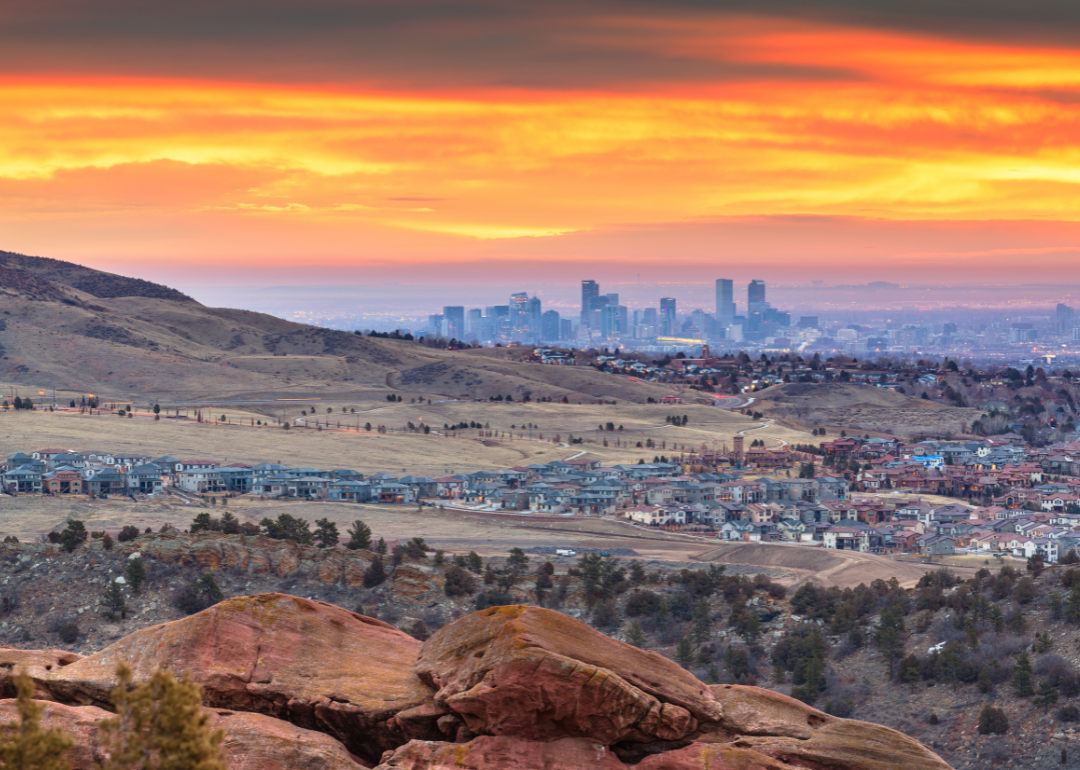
[4,3,1080,281]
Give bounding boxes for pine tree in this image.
[363,556,387,588]
[100,664,225,770]
[126,559,147,594]
[314,518,339,548]
[194,574,224,607]
[1012,652,1035,697]
[100,581,127,621]
[675,637,693,668]
[1034,680,1059,710]
[627,620,646,648]
[375,537,387,555]
[0,671,74,769]
[345,520,372,550]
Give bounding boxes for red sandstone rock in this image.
[37,594,434,763]
[0,647,83,698]
[373,736,627,770]
[0,699,365,770]
[416,605,722,744]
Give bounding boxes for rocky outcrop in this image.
[35,594,435,763]
[1,597,952,770]
[0,647,83,697]
[416,605,722,745]
[0,699,364,769]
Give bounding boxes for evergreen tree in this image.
[875,604,905,678]
[627,620,646,648]
[1012,652,1035,697]
[59,520,88,553]
[194,574,223,607]
[126,558,147,594]
[363,556,387,588]
[1034,680,1059,710]
[314,518,339,548]
[466,551,483,572]
[345,520,372,550]
[375,537,387,555]
[100,581,127,621]
[0,671,74,769]
[675,637,693,668]
[100,664,225,770]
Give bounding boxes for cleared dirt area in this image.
[693,541,981,589]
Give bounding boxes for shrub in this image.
[174,574,224,616]
[363,557,387,588]
[1059,704,1080,723]
[592,599,620,630]
[823,698,854,718]
[474,590,513,610]
[443,565,478,597]
[625,589,663,618]
[58,621,79,644]
[977,705,1009,735]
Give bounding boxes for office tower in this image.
[526,296,542,333]
[798,316,819,329]
[509,292,529,333]
[442,306,465,338]
[616,305,628,338]
[428,314,444,334]
[466,308,483,334]
[581,280,599,326]
[542,310,561,341]
[642,307,657,335]
[601,305,620,339]
[605,292,619,308]
[748,280,766,307]
[691,310,713,339]
[659,298,676,336]
[560,318,572,341]
[715,279,735,327]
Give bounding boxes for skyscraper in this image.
[509,292,530,335]
[748,280,766,307]
[715,279,735,328]
[442,306,465,338]
[541,310,561,341]
[581,280,599,326]
[659,297,676,336]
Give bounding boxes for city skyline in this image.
[3,1,1080,285]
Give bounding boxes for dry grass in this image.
[0,405,822,476]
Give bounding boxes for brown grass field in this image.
[0,404,822,476]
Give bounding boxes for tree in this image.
[444,565,477,597]
[875,604,905,678]
[100,664,225,770]
[1012,651,1035,697]
[675,637,693,668]
[506,547,529,575]
[363,557,387,588]
[627,620,646,648]
[466,551,483,572]
[314,518,339,548]
[1035,680,1060,711]
[0,670,74,769]
[59,520,88,553]
[1027,552,1046,577]
[100,581,127,621]
[977,705,1009,735]
[345,520,372,550]
[259,513,313,544]
[190,512,214,534]
[375,537,387,555]
[195,574,223,606]
[1063,549,1080,565]
[126,558,147,593]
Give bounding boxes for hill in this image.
[0,249,676,404]
[753,382,984,438]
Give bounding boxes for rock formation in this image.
[0,596,953,770]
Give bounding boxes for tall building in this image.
[466,308,483,334]
[442,306,465,339]
[659,297,676,336]
[748,280,766,307]
[560,318,573,341]
[581,280,599,326]
[509,292,529,334]
[715,279,735,328]
[642,307,657,335]
[541,310,561,341]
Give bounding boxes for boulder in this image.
[0,699,365,770]
[415,605,722,744]
[0,647,83,698]
[374,736,628,770]
[37,594,435,763]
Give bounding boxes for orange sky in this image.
[3,3,1080,283]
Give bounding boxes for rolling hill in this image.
[0,250,678,404]
[753,382,984,438]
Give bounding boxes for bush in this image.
[363,557,387,588]
[174,574,224,616]
[823,698,854,718]
[977,705,1009,735]
[58,621,79,644]
[443,565,478,597]
[625,589,663,618]
[1059,704,1080,723]
[592,599,620,630]
[474,590,513,610]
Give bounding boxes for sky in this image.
[4,0,1080,289]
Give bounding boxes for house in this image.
[43,468,83,495]
[85,469,126,497]
[3,467,42,493]
[329,480,371,502]
[126,463,166,494]
[919,534,956,556]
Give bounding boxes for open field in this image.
[0,405,822,476]
[0,493,968,589]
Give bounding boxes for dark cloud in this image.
[4,0,1068,90]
